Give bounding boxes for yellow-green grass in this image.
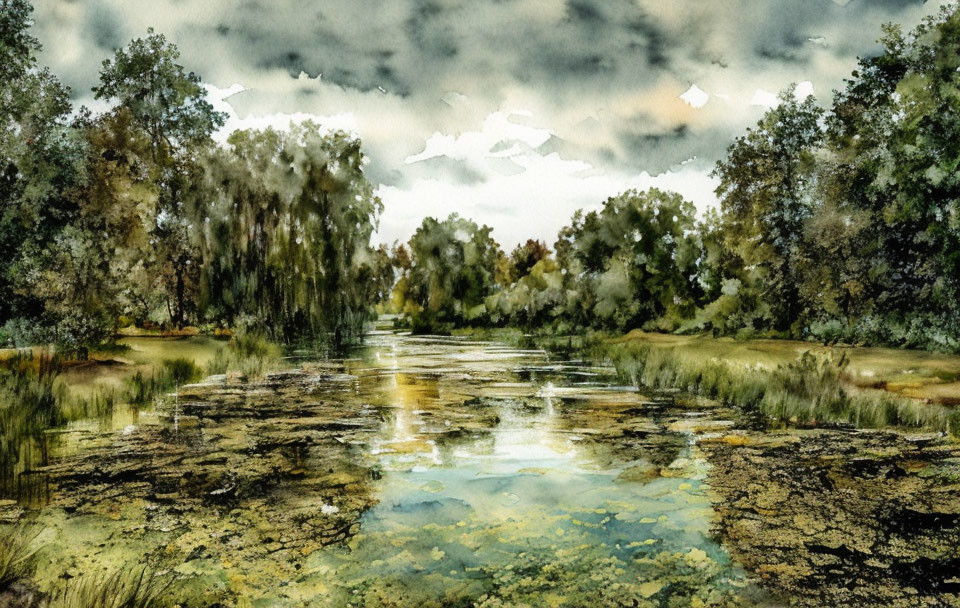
[613,330,960,405]
[57,337,226,402]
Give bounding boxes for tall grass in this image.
[206,331,282,380]
[603,341,960,435]
[0,524,41,588]
[0,353,65,494]
[125,358,203,405]
[48,566,171,608]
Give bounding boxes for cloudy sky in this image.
[33,0,941,247]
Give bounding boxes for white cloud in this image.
[405,111,551,164]
[206,83,360,143]
[750,89,779,108]
[680,84,710,109]
[794,81,815,100]
[376,110,719,248]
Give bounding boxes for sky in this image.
[32,0,942,248]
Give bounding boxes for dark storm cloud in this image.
[29,0,947,229]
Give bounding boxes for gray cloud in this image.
[30,0,941,244]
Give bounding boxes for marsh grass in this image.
[125,358,203,405]
[603,341,960,435]
[0,524,41,588]
[49,566,172,608]
[206,331,283,380]
[0,354,66,492]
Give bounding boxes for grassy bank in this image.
[450,326,960,435]
[598,334,960,435]
[613,331,960,404]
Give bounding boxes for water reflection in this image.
[310,331,768,607]
[9,330,772,606]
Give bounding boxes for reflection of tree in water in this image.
[0,356,64,506]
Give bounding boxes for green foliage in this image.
[196,125,382,345]
[712,88,824,332]
[93,29,226,329]
[701,6,960,350]
[402,189,703,334]
[395,214,504,332]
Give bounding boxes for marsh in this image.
[2,326,958,607]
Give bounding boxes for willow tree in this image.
[195,124,382,345]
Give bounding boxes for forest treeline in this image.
[389,7,960,351]
[5,2,960,353]
[0,0,386,353]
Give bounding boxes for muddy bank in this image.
[702,429,960,607]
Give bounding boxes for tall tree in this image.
[713,88,824,332]
[0,0,94,348]
[93,29,225,327]
[195,124,382,345]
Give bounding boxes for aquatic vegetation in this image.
[125,358,203,405]
[603,341,960,434]
[0,524,41,588]
[0,354,65,496]
[703,430,960,606]
[206,331,283,379]
[48,566,171,608]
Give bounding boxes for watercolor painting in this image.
[5,0,960,606]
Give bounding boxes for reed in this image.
[602,341,960,434]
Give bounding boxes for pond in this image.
[4,328,960,607]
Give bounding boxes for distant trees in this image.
[394,6,960,350]
[392,214,503,332]
[403,189,702,334]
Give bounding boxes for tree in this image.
[713,88,824,333]
[554,189,702,331]
[93,29,226,327]
[400,214,503,332]
[0,0,98,349]
[195,124,382,345]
